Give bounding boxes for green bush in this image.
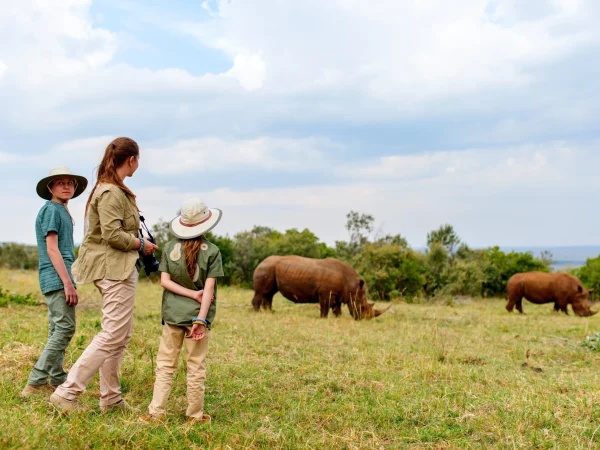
[575,255,600,297]
[230,226,335,287]
[0,243,38,270]
[482,247,549,297]
[581,332,600,352]
[351,242,425,301]
[0,286,40,307]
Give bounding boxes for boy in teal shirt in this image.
[21,167,87,397]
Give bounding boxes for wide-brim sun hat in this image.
[36,166,88,201]
[170,198,223,239]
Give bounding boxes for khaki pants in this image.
[55,270,138,406]
[148,323,210,419]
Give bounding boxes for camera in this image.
[139,215,160,276]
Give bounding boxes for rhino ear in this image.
[359,279,365,288]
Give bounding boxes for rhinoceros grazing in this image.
[251,256,390,320]
[506,271,596,317]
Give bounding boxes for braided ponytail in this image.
[86,137,139,214]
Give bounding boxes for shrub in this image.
[0,286,40,307]
[581,332,600,352]
[352,242,425,300]
[0,243,38,270]
[482,247,549,297]
[575,255,600,297]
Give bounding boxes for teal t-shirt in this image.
[36,201,76,295]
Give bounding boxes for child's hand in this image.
[64,283,79,306]
[193,290,216,304]
[191,323,206,340]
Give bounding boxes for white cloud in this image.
[53,135,115,163]
[1,0,598,135]
[338,142,582,188]
[184,0,599,104]
[144,136,338,174]
[226,53,267,91]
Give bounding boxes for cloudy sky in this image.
[2,0,599,248]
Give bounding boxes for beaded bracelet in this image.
[192,317,208,326]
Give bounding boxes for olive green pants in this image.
[27,289,76,386]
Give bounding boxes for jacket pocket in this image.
[124,212,138,232]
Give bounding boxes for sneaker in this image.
[100,399,137,414]
[139,413,164,424]
[187,414,211,424]
[49,392,79,413]
[20,384,50,398]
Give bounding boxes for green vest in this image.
[159,239,224,328]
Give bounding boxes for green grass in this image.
[1,268,600,449]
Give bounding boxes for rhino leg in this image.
[515,298,524,314]
[251,293,262,311]
[251,291,276,312]
[506,294,522,313]
[319,300,330,318]
[556,297,569,315]
[332,302,342,317]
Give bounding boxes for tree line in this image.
[1,211,596,301]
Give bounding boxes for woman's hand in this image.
[140,237,158,256]
[64,282,79,306]
[191,323,206,341]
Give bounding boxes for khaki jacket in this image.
[72,183,140,284]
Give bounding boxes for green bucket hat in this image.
[36,166,88,201]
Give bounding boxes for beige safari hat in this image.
[36,166,88,201]
[170,198,222,239]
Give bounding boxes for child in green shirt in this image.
[21,167,87,397]
[141,198,223,424]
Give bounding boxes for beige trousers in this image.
[55,269,138,406]
[148,323,210,419]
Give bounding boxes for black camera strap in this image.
[139,215,156,242]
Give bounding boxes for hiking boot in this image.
[20,384,51,398]
[187,414,211,424]
[139,413,164,424]
[100,399,137,414]
[49,392,79,413]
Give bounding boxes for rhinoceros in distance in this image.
[251,255,391,320]
[506,271,597,317]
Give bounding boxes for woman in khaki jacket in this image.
[51,137,158,413]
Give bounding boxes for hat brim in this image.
[36,174,88,201]
[170,208,223,239]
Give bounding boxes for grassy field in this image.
[2,268,600,449]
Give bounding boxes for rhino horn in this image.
[373,304,392,317]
